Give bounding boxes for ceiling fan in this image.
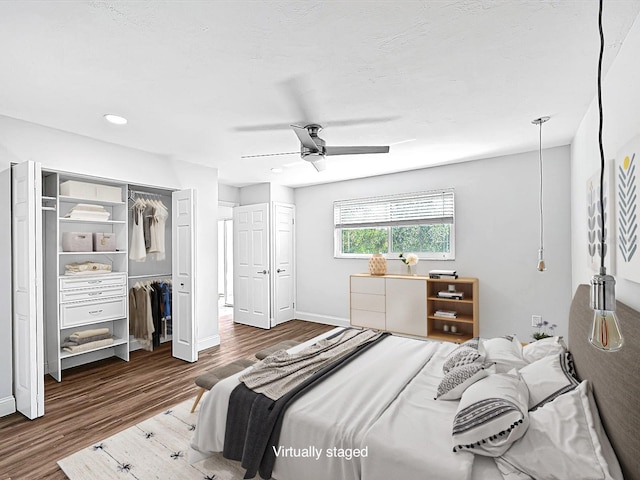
[242,123,390,172]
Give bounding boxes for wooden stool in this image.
[191,358,256,413]
[254,339,301,360]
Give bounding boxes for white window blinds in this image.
[334,189,454,228]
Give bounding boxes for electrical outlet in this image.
[531,315,542,327]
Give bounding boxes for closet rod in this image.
[128,273,172,280]
[128,190,167,200]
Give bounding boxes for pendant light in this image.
[532,116,550,272]
[589,0,623,352]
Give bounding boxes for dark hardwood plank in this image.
[0,316,333,480]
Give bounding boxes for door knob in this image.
[277,268,286,273]
[257,270,268,274]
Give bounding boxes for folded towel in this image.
[70,328,110,339]
[63,337,114,353]
[64,261,112,273]
[62,332,112,346]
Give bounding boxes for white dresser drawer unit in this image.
[351,292,386,313]
[59,285,126,303]
[60,297,127,328]
[350,276,385,295]
[59,273,127,291]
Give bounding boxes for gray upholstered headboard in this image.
[569,284,640,480]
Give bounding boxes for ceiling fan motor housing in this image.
[301,124,326,159]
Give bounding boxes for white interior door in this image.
[172,189,197,362]
[233,204,271,329]
[272,203,295,326]
[12,160,44,419]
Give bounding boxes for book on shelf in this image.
[429,269,458,279]
[434,310,458,318]
[437,291,464,300]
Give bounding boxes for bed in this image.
[191,284,639,480]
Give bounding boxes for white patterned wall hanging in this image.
[616,136,640,283]
[587,160,615,273]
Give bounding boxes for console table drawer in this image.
[351,292,386,313]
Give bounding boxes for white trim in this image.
[294,311,350,328]
[198,334,220,352]
[0,395,16,417]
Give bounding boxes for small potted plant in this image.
[533,320,557,341]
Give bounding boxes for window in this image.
[334,189,455,259]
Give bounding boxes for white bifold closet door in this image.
[12,160,45,419]
[172,189,197,362]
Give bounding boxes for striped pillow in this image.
[452,371,530,456]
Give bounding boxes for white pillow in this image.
[522,336,567,363]
[518,352,578,411]
[495,380,623,480]
[452,371,530,456]
[436,363,495,400]
[480,336,528,373]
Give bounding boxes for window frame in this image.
[334,189,455,260]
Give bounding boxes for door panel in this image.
[273,203,295,325]
[172,189,197,362]
[233,204,270,329]
[12,160,44,419]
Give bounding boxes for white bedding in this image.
[190,330,503,480]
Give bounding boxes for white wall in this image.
[0,115,220,416]
[571,14,640,314]
[295,147,572,340]
[219,183,240,205]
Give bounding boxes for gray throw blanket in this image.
[240,328,382,400]
[223,328,389,479]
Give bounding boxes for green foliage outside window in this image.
[340,224,451,256]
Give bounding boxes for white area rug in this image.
[58,398,245,480]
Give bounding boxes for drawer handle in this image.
[89,310,103,315]
[88,292,102,296]
[87,280,102,284]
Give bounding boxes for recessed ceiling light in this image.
[271,167,283,173]
[103,114,128,125]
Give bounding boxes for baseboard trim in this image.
[0,395,16,417]
[294,311,350,328]
[198,334,220,352]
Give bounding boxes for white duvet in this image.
[190,330,503,480]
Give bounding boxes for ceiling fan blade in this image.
[291,125,319,150]
[240,151,299,158]
[234,123,294,132]
[311,158,327,172]
[324,145,390,156]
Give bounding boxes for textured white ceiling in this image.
[1,1,639,187]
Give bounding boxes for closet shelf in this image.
[58,195,125,206]
[59,251,125,255]
[60,337,127,359]
[59,218,126,225]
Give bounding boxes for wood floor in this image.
[0,316,333,480]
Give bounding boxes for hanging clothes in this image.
[129,199,147,262]
[128,279,173,351]
[148,200,169,261]
[129,283,153,350]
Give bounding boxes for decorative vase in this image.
[368,254,387,275]
[407,264,414,276]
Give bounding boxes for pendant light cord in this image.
[538,121,544,254]
[598,0,606,273]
